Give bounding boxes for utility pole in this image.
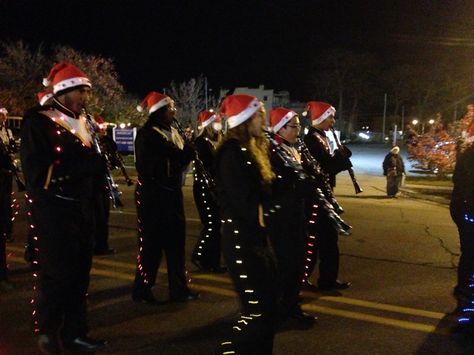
[453,103,458,122]
[382,93,387,143]
[393,124,397,146]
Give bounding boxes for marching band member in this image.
[302,101,350,291]
[268,107,317,329]
[191,110,226,272]
[21,62,107,353]
[216,94,277,354]
[133,91,198,303]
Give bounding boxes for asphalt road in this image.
[1,145,472,354]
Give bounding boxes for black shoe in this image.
[301,280,319,292]
[63,336,107,352]
[94,248,116,256]
[170,291,199,303]
[0,280,15,291]
[37,334,63,355]
[132,288,157,304]
[319,280,351,291]
[279,311,317,331]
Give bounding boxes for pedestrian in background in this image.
[382,146,405,198]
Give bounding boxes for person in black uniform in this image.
[268,107,317,329]
[0,107,15,244]
[191,110,226,272]
[23,90,54,267]
[382,146,405,198]
[0,107,15,291]
[133,91,198,304]
[450,125,474,331]
[302,101,350,291]
[217,94,277,355]
[21,62,107,354]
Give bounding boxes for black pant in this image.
[306,211,340,287]
[192,181,222,268]
[31,192,94,340]
[134,183,189,298]
[270,210,306,317]
[451,205,474,295]
[219,221,276,355]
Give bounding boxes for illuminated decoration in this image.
[457,274,474,326]
[302,203,318,284]
[135,180,149,285]
[464,214,474,223]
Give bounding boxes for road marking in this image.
[7,249,451,334]
[317,296,445,320]
[301,303,449,335]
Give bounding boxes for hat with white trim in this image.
[270,107,297,133]
[303,101,336,126]
[137,91,172,115]
[43,62,92,95]
[219,94,261,129]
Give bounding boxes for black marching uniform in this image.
[216,139,277,355]
[191,135,222,270]
[133,120,195,300]
[303,126,342,289]
[20,100,105,341]
[450,143,474,324]
[268,136,309,320]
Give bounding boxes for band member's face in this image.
[0,113,6,125]
[279,116,301,144]
[59,87,91,114]
[163,101,177,125]
[249,106,266,138]
[318,114,335,130]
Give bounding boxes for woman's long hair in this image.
[221,118,275,185]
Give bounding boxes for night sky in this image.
[1,0,474,100]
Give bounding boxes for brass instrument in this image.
[0,127,25,191]
[83,110,123,208]
[330,127,363,194]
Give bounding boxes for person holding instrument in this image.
[302,101,350,291]
[190,110,226,273]
[133,91,198,304]
[21,62,107,353]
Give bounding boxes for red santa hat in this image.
[43,62,92,95]
[303,101,336,126]
[37,89,54,106]
[94,114,106,131]
[270,107,297,133]
[219,94,261,129]
[197,110,218,131]
[137,91,172,115]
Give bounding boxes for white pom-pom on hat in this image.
[136,105,143,112]
[42,78,51,87]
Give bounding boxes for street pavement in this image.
[1,144,472,355]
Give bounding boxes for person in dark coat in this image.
[191,110,225,272]
[21,62,107,354]
[450,127,474,331]
[217,94,277,355]
[382,146,405,198]
[0,107,14,291]
[132,91,198,304]
[302,101,350,291]
[268,107,317,330]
